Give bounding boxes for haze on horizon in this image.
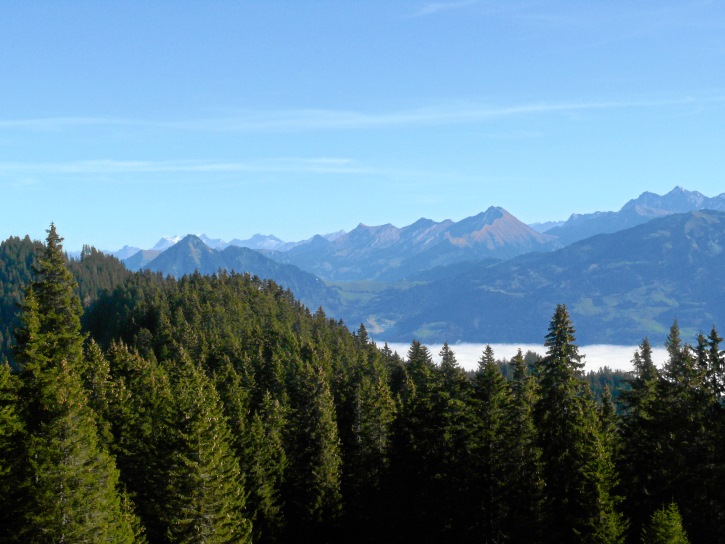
[383,342,669,373]
[1,1,724,251]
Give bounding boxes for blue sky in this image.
[2,1,724,251]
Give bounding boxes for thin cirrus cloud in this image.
[0,94,722,135]
[0,158,477,189]
[0,158,371,178]
[411,0,479,17]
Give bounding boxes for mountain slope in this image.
[352,210,725,345]
[140,235,339,312]
[123,249,162,271]
[144,235,225,277]
[546,186,725,246]
[271,206,560,282]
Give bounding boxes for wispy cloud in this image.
[412,0,479,17]
[0,116,139,131]
[1,93,723,134]
[172,95,725,131]
[0,157,370,177]
[0,158,477,190]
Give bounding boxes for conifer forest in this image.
[2,226,723,544]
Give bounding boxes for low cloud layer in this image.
[382,342,669,373]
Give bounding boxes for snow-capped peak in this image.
[152,236,183,251]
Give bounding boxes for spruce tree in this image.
[641,503,690,544]
[388,341,445,541]
[285,354,342,542]
[707,326,724,402]
[436,343,475,541]
[163,354,251,544]
[0,362,24,542]
[15,224,84,373]
[650,322,717,541]
[21,358,137,543]
[214,357,287,543]
[535,304,626,544]
[105,342,175,542]
[342,349,396,541]
[470,345,516,543]
[246,392,288,544]
[504,349,543,542]
[14,225,137,543]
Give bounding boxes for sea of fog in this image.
[381,342,669,373]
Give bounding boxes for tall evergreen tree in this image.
[620,338,667,541]
[214,356,287,544]
[284,353,343,542]
[435,344,475,541]
[105,342,175,542]
[13,225,137,543]
[470,345,516,543]
[388,340,446,541]
[0,362,23,542]
[15,224,85,373]
[650,322,719,542]
[641,503,690,544]
[707,326,724,402]
[163,354,251,544]
[504,349,544,542]
[246,391,288,544]
[535,304,626,544]
[341,348,396,542]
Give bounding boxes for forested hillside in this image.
[2,226,724,542]
[0,235,133,365]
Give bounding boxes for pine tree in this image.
[14,225,137,543]
[214,358,287,544]
[82,339,115,449]
[620,338,663,540]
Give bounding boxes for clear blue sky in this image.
[2,1,724,251]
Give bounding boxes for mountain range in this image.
[544,186,725,246]
[120,187,724,283]
[113,187,725,345]
[131,234,339,312]
[351,209,725,345]
[265,207,561,282]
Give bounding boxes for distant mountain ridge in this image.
[7,186,725,347]
[351,209,725,345]
[545,186,725,245]
[112,187,725,283]
[131,234,339,312]
[267,206,561,281]
[110,186,725,344]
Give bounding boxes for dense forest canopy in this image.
[1,227,722,542]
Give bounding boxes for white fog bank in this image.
[380,342,669,373]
